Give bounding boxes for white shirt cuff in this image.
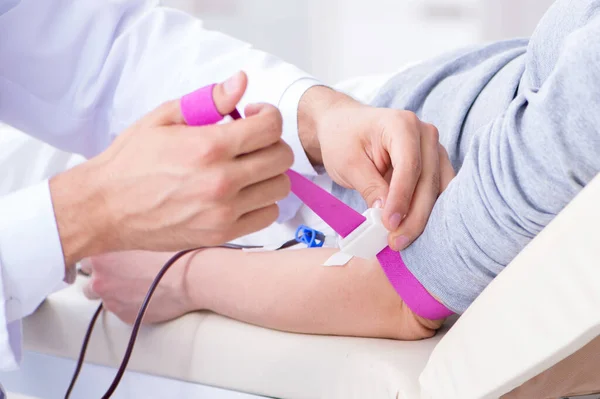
[275,78,323,223]
[278,77,322,177]
[0,181,66,322]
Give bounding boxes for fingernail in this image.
[389,213,403,230]
[223,71,243,95]
[373,198,384,209]
[394,235,410,251]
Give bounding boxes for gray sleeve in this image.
[402,17,600,313]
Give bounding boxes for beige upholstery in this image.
[23,176,600,398]
[504,335,600,399]
[419,173,600,398]
[24,277,456,399]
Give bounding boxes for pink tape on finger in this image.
[180,83,224,126]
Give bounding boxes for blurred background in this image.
[164,0,555,84]
[0,0,557,174]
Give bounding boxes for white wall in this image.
[163,0,554,84]
[307,0,482,81]
[479,0,555,41]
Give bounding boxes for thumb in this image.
[146,71,247,126]
[212,70,247,116]
[348,159,390,209]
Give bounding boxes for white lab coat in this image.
[0,0,319,370]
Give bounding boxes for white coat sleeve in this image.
[0,0,320,369]
[0,0,319,175]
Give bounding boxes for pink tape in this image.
[377,247,453,320]
[181,83,224,126]
[287,170,453,319]
[286,170,365,238]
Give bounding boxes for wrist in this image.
[297,86,356,167]
[50,160,111,266]
[181,250,205,311]
[182,248,229,311]
[183,248,251,312]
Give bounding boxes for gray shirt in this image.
[333,0,600,313]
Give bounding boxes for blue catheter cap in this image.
[295,225,325,248]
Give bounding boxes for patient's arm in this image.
[190,248,442,340]
[398,17,600,314]
[83,248,443,340]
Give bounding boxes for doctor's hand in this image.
[298,86,452,251]
[50,72,293,266]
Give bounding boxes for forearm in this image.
[185,247,438,340]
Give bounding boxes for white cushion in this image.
[24,278,455,398]
[420,173,600,398]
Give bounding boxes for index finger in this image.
[216,103,283,156]
[383,123,422,231]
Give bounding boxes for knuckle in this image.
[268,174,291,202]
[213,204,238,226]
[263,107,283,138]
[426,124,440,143]
[438,143,449,158]
[195,144,216,165]
[194,135,228,165]
[438,144,452,167]
[264,105,283,126]
[210,171,236,198]
[203,137,228,160]
[284,143,294,167]
[275,141,294,170]
[397,110,419,128]
[277,173,292,199]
